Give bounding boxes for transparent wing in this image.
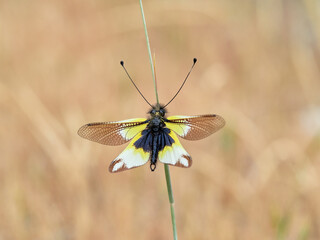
[78,118,148,146]
[165,115,225,140]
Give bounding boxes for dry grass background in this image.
[1,0,320,239]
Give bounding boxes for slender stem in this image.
[165,164,178,240]
[138,1,178,239]
[139,0,159,105]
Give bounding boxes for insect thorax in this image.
[148,116,166,132]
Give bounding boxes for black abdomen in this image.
[133,124,174,171]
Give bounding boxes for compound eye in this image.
[159,109,165,116]
[151,109,156,115]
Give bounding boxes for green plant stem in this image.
[164,164,178,240]
[139,0,159,105]
[138,1,178,239]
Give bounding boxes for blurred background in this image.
[1,0,320,239]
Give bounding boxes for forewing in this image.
[166,115,225,140]
[158,130,192,168]
[109,132,150,172]
[78,118,148,146]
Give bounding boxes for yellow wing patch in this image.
[109,132,150,173]
[158,130,192,168]
[117,118,148,140]
[165,115,191,137]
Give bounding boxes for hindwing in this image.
[158,130,192,168]
[109,132,150,172]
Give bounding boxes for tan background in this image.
[1,0,320,239]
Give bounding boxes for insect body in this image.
[78,103,225,172]
[78,59,225,173]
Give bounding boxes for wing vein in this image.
[166,115,225,140]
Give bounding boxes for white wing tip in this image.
[109,158,128,173]
[176,154,192,168]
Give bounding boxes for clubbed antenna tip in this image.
[119,60,152,107]
[163,57,198,108]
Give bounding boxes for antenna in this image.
[163,58,197,108]
[120,61,153,107]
